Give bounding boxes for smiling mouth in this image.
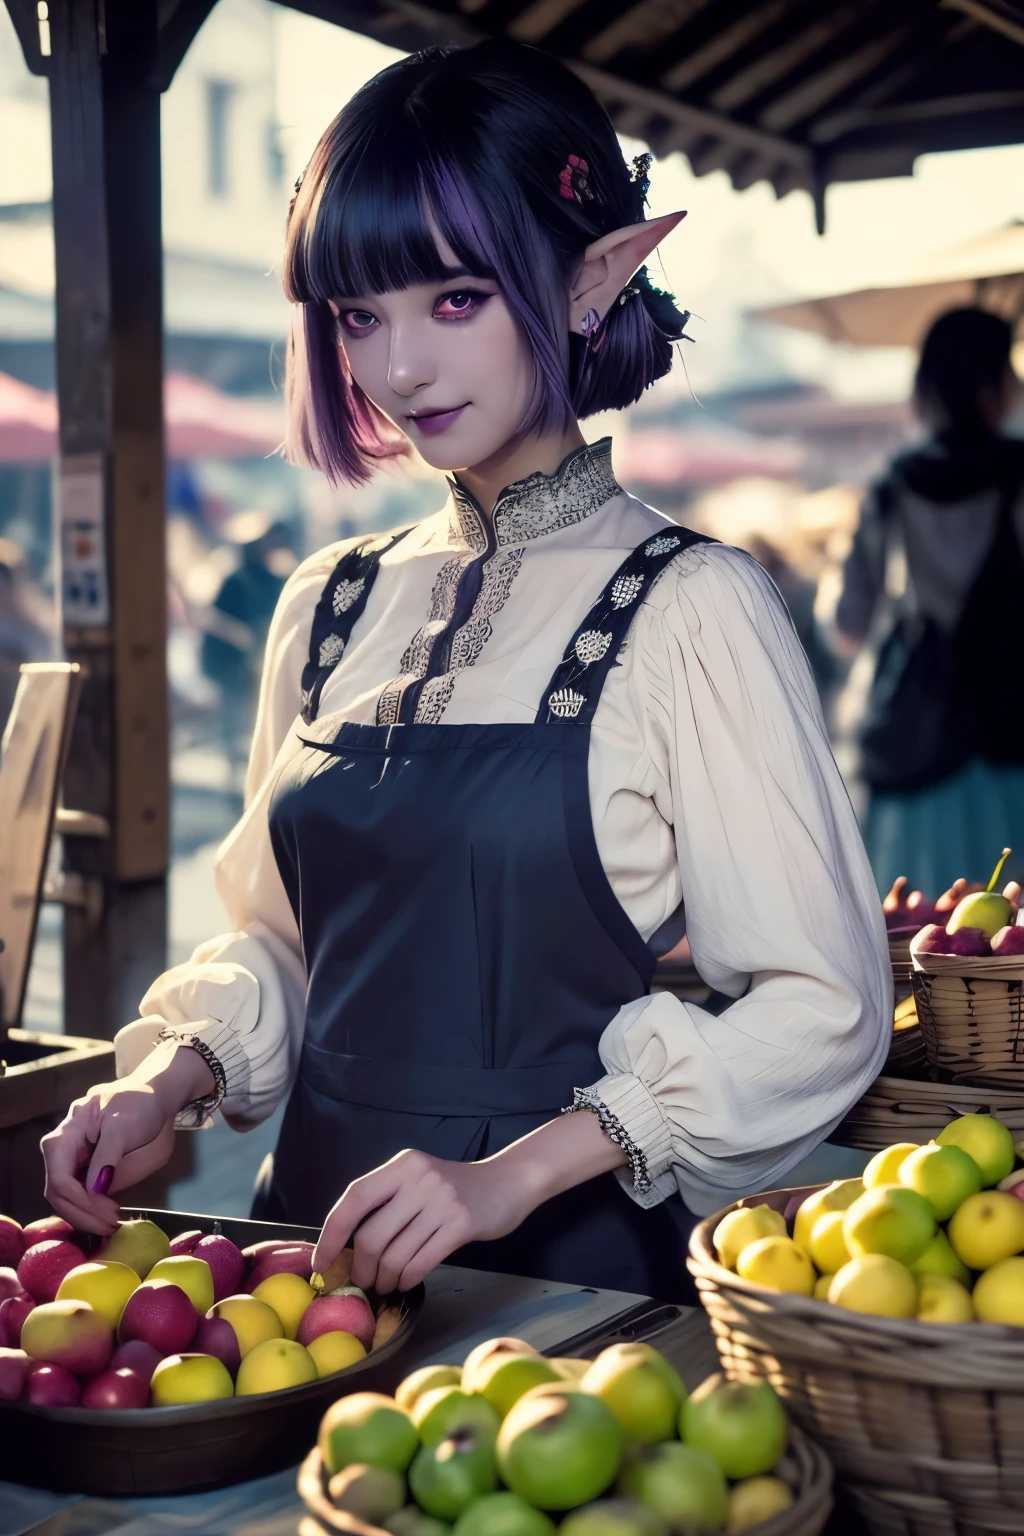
[406,404,468,437]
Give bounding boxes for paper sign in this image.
[59,453,109,627]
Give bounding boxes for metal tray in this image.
[0,1207,423,1497]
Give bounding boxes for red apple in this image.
[946,928,991,956]
[18,1239,87,1303]
[913,923,954,955]
[22,1216,76,1244]
[168,1230,204,1257]
[0,1294,34,1346]
[23,1360,80,1407]
[243,1241,315,1290]
[0,1267,23,1304]
[81,1366,151,1409]
[0,1347,28,1400]
[0,1216,25,1269]
[992,926,1024,956]
[193,1234,245,1302]
[296,1290,375,1351]
[192,1313,241,1374]
[110,1338,163,1382]
[118,1280,197,1354]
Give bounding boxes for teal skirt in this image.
[864,758,1024,898]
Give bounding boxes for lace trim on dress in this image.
[562,1085,652,1195]
[448,437,619,552]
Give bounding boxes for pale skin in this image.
[42,209,684,1293]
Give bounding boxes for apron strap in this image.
[537,526,713,725]
[301,527,413,723]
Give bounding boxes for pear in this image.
[946,849,1013,939]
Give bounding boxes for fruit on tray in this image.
[18,1239,88,1303]
[715,1113,1024,1326]
[312,1346,801,1535]
[22,1300,113,1377]
[99,1220,170,1279]
[147,1256,215,1315]
[297,1288,375,1352]
[0,1212,399,1410]
[56,1261,139,1330]
[946,849,1014,939]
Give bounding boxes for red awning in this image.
[617,425,804,488]
[0,370,284,464]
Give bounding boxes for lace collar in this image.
[447,437,620,553]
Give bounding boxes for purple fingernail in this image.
[91,1166,114,1196]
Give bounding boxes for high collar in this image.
[447,437,619,553]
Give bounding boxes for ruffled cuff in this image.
[563,1072,675,1210]
[114,1016,252,1130]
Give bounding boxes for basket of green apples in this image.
[910,850,1024,1086]
[297,1337,833,1536]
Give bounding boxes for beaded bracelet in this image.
[562,1086,652,1195]
[157,1028,228,1128]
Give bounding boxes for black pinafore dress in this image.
[262,526,708,1300]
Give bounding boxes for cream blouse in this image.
[116,440,891,1217]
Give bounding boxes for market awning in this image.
[617,423,804,487]
[753,220,1024,346]
[0,370,283,464]
[264,0,1024,222]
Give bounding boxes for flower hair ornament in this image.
[629,152,653,203]
[559,154,594,205]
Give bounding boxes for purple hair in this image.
[284,40,690,485]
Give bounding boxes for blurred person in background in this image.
[199,511,295,767]
[835,308,1024,896]
[0,537,51,734]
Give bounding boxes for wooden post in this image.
[48,0,170,1039]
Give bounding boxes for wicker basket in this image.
[849,1483,1024,1536]
[886,1019,928,1077]
[831,1072,1024,1150]
[297,1431,833,1536]
[913,972,1024,1087]
[890,928,918,1005]
[689,1186,1024,1527]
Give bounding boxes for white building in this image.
[0,0,290,393]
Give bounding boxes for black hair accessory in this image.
[629,152,653,204]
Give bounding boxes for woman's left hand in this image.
[313,1110,630,1293]
[312,1148,539,1294]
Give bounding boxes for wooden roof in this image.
[7,0,1024,229]
[277,0,1024,226]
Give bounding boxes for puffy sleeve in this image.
[114,542,352,1129]
[589,542,891,1217]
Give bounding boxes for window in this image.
[206,80,233,198]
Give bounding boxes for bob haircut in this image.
[284,40,690,485]
[914,307,1013,433]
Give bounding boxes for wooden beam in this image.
[48,0,169,1037]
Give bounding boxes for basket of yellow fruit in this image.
[297,1338,833,1536]
[689,1113,1024,1534]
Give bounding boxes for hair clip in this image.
[618,284,641,307]
[559,154,593,205]
[629,152,652,202]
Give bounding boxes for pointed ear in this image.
[569,211,685,339]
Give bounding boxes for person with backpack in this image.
[836,307,1024,896]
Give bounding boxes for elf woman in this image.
[43,41,889,1301]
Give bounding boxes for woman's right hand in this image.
[40,1041,215,1235]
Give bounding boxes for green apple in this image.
[461,1336,538,1390]
[452,1491,557,1536]
[395,1364,462,1411]
[560,1501,668,1536]
[327,1464,406,1524]
[908,1229,971,1287]
[792,1179,863,1253]
[618,1442,727,1533]
[99,1220,170,1279]
[937,1115,1016,1187]
[408,1428,498,1522]
[497,1383,624,1511]
[319,1392,419,1476]
[581,1343,685,1443]
[384,1510,451,1536]
[470,1351,561,1418]
[412,1385,501,1446]
[680,1375,787,1480]
[898,1143,982,1221]
[843,1186,935,1266]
